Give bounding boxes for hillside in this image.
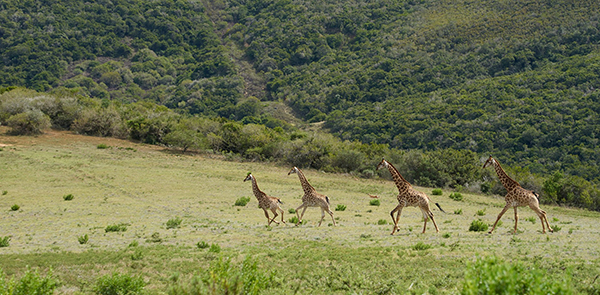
[1,129,599,293]
[1,1,600,194]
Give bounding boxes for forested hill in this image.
[1,0,600,183]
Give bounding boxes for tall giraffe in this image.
[288,167,336,226]
[243,173,285,226]
[483,156,552,234]
[377,159,441,234]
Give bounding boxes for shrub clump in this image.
[63,194,74,201]
[0,267,57,295]
[105,223,128,232]
[335,204,346,211]
[97,143,109,149]
[6,110,51,135]
[166,217,183,229]
[197,241,210,249]
[449,192,463,201]
[432,188,443,195]
[462,256,572,294]
[369,199,380,206]
[412,242,432,251]
[10,204,20,211]
[469,219,489,232]
[93,272,145,295]
[235,197,251,206]
[78,234,89,245]
[0,236,10,247]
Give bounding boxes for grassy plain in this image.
[1,127,600,294]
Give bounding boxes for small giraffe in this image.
[483,156,553,234]
[377,158,441,234]
[243,173,285,226]
[288,167,336,226]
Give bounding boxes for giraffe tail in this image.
[278,199,283,204]
[325,196,330,204]
[435,203,447,213]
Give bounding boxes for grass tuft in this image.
[335,204,346,211]
[469,219,489,232]
[78,234,89,245]
[449,192,463,201]
[0,236,10,247]
[377,219,387,225]
[369,199,380,206]
[93,272,145,295]
[235,197,251,206]
[63,194,74,201]
[105,223,128,233]
[197,241,210,249]
[412,242,432,251]
[10,204,20,211]
[166,217,183,229]
[97,143,109,149]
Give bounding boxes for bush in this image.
[288,208,296,214]
[469,219,489,232]
[78,234,89,245]
[0,267,57,295]
[235,197,251,206]
[369,199,380,206]
[476,209,486,216]
[551,225,562,232]
[432,188,443,195]
[167,257,275,295]
[209,243,221,253]
[461,256,573,294]
[97,144,109,149]
[0,236,10,247]
[105,223,128,232]
[2,191,7,195]
[335,204,346,211]
[10,204,20,211]
[93,272,145,295]
[377,219,387,225]
[449,192,463,201]
[412,242,432,251]
[197,241,210,249]
[6,110,51,135]
[166,217,183,229]
[454,209,463,215]
[147,232,162,243]
[63,194,74,201]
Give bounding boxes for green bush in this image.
[412,242,432,251]
[476,209,486,216]
[335,204,347,211]
[469,219,489,232]
[432,188,443,195]
[105,223,128,232]
[551,225,562,232]
[0,267,57,295]
[6,110,51,135]
[63,194,74,201]
[454,209,463,215]
[167,257,275,295]
[461,256,573,294]
[449,193,463,201]
[1,191,7,195]
[78,234,89,245]
[235,197,251,206]
[209,243,221,253]
[288,208,296,214]
[97,144,109,149]
[166,217,183,229]
[10,204,19,211]
[377,219,387,225]
[0,236,10,247]
[93,272,145,295]
[197,241,210,249]
[369,199,380,206]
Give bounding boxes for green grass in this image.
[1,130,600,294]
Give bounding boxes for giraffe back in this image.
[398,188,430,208]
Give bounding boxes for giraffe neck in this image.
[296,169,316,195]
[386,162,411,192]
[250,177,265,199]
[492,160,521,191]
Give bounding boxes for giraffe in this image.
[243,173,285,226]
[288,167,336,226]
[483,156,553,234]
[376,158,442,234]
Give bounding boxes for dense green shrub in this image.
[10,204,19,211]
[166,217,183,229]
[0,236,9,247]
[93,272,145,295]
[105,223,128,233]
[369,199,380,206]
[432,189,443,195]
[461,256,573,294]
[78,234,89,245]
[63,194,74,201]
[449,193,463,201]
[0,267,57,295]
[197,241,210,249]
[6,110,51,135]
[335,204,347,211]
[235,197,251,207]
[469,219,489,232]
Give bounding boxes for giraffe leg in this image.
[390,205,403,235]
[263,209,275,226]
[428,210,440,233]
[532,206,551,233]
[489,204,510,234]
[513,207,519,234]
[278,208,286,224]
[543,210,553,233]
[297,204,307,226]
[270,208,280,225]
[318,207,325,227]
[327,208,336,226]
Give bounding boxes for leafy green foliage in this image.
[196,241,210,249]
[235,197,251,207]
[96,144,108,149]
[461,256,573,294]
[432,189,443,196]
[469,219,489,232]
[449,193,463,201]
[166,218,182,229]
[105,223,128,233]
[63,194,74,201]
[78,234,89,245]
[0,267,57,295]
[0,237,9,248]
[377,219,387,225]
[335,204,347,211]
[412,242,432,251]
[10,205,19,211]
[369,199,380,206]
[93,272,145,295]
[454,209,463,215]
[208,244,221,253]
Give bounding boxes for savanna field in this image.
[1,127,600,294]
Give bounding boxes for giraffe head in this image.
[376,158,389,171]
[287,167,299,175]
[483,155,495,169]
[243,172,253,182]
